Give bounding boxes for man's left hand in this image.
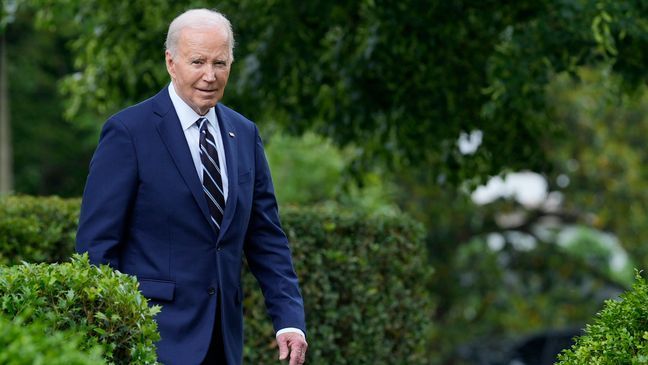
[277,332,308,365]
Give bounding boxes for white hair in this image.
[165,8,235,62]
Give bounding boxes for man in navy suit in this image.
[77,8,307,365]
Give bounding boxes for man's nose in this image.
[203,69,216,82]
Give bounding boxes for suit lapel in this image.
[215,104,239,241]
[152,89,213,228]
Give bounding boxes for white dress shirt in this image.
[167,83,305,340]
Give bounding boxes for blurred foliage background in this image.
[2,0,648,363]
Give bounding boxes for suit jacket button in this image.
[208,287,216,295]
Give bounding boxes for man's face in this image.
[166,25,231,115]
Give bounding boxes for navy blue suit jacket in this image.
[77,88,306,365]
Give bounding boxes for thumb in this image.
[278,336,289,360]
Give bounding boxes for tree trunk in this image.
[0,31,13,194]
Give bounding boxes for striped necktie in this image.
[197,117,225,233]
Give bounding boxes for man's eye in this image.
[191,60,203,65]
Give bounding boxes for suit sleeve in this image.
[76,117,138,269]
[244,127,306,334]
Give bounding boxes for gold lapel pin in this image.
[229,132,235,138]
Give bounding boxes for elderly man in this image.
[77,8,307,365]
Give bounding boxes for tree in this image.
[546,67,648,266]
[6,0,648,183]
[393,67,648,362]
[0,31,11,194]
[2,8,97,196]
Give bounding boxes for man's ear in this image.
[165,50,175,79]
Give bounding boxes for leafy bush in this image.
[557,272,648,364]
[0,254,160,365]
[244,205,436,364]
[0,315,105,365]
[265,131,400,215]
[0,196,436,363]
[266,131,346,205]
[0,195,79,265]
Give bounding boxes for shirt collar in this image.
[168,82,217,131]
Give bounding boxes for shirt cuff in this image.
[276,327,306,339]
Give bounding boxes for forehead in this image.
[178,25,230,55]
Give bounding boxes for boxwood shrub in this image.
[0,315,105,365]
[0,254,160,365]
[0,196,436,363]
[557,272,648,364]
[0,195,79,265]
[244,205,436,364]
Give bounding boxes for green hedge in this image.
[0,195,79,265]
[246,206,435,364]
[557,273,648,364]
[0,196,436,364]
[0,255,160,365]
[0,315,105,365]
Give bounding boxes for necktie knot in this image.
[197,117,208,131]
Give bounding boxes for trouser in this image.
[201,299,227,365]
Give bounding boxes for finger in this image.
[278,336,289,361]
[299,345,307,364]
[289,346,300,365]
[290,344,307,365]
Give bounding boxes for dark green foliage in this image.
[0,254,160,365]
[0,315,105,365]
[0,195,435,363]
[244,205,436,364]
[5,9,98,197]
[556,272,648,364]
[441,235,624,359]
[0,195,79,265]
[7,0,648,183]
